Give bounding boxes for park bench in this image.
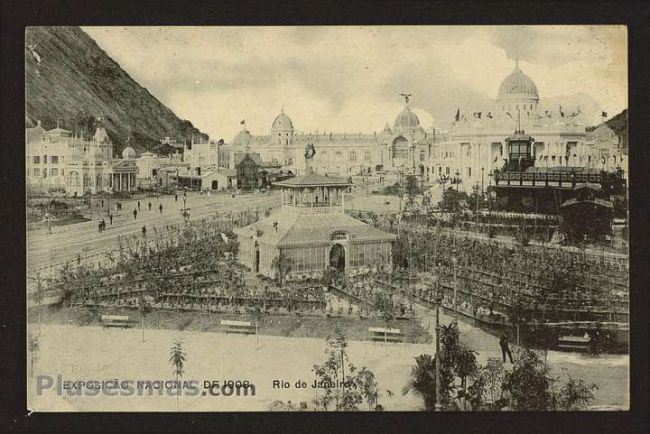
[368,327,402,343]
[220,319,255,335]
[101,314,131,328]
[557,335,591,351]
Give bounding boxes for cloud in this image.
[82,25,627,140]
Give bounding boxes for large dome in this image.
[122,146,136,159]
[271,111,294,131]
[232,128,253,147]
[498,65,539,101]
[393,107,421,130]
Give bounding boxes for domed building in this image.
[253,98,434,180]
[232,128,253,148]
[271,109,295,147]
[122,146,137,159]
[393,105,423,135]
[25,121,138,197]
[584,122,625,172]
[496,62,540,114]
[431,56,625,194]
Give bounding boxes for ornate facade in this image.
[219,97,435,181]
[431,60,626,193]
[26,121,138,196]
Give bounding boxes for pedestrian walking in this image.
[109,213,113,225]
[133,208,138,220]
[148,202,152,211]
[499,333,514,363]
[159,203,163,214]
[175,194,178,202]
[142,226,147,236]
[138,201,141,210]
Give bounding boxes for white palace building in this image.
[431,59,626,193]
[218,100,436,181]
[25,120,138,196]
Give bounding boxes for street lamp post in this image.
[452,256,458,317]
[475,181,480,232]
[481,166,485,197]
[433,278,443,411]
[488,170,494,211]
[454,170,460,193]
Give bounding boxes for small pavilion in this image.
[233,173,395,279]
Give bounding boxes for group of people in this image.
[132,200,164,220]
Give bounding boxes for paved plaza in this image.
[27,191,280,275]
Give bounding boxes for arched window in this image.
[321,151,328,160]
[349,151,356,161]
[335,151,342,161]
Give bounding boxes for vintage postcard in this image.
[26,25,628,412]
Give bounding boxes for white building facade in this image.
[26,121,138,196]
[430,61,625,193]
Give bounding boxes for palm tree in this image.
[455,346,479,394]
[169,339,186,410]
[402,354,437,411]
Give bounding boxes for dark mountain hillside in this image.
[25,26,208,153]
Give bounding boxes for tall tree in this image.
[312,328,379,411]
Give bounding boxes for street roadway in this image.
[27,191,280,277]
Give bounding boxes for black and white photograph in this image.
[23,24,630,413]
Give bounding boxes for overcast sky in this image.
[83,25,627,142]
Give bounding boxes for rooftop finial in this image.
[399,93,412,107]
